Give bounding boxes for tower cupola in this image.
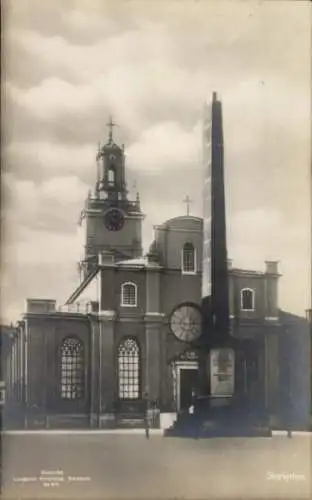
[78,117,145,276]
[95,117,127,201]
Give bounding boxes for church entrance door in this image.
[180,368,198,412]
[174,361,198,412]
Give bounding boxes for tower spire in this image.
[183,195,193,216]
[107,116,116,144]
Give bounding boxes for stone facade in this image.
[1,124,310,431]
[2,214,292,430]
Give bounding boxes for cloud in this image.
[127,121,201,173]
[3,174,89,240]
[5,140,96,182]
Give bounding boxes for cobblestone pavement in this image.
[1,433,311,499]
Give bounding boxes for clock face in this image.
[170,303,202,342]
[104,209,125,231]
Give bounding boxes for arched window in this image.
[108,167,115,186]
[60,337,85,400]
[241,288,255,311]
[182,242,196,274]
[121,282,137,307]
[117,337,141,400]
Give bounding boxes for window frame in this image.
[108,166,116,186]
[0,386,5,405]
[120,281,138,308]
[240,288,255,311]
[117,337,141,401]
[59,336,85,401]
[181,242,197,275]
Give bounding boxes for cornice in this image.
[126,213,146,220]
[23,312,89,322]
[98,310,116,321]
[99,262,164,271]
[144,312,166,324]
[118,313,145,323]
[153,226,201,234]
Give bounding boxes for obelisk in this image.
[199,91,231,397]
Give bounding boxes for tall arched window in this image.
[241,288,255,311]
[108,167,115,186]
[182,242,196,274]
[117,337,140,400]
[60,337,85,400]
[121,282,137,307]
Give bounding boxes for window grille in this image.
[60,337,85,400]
[108,168,115,186]
[241,289,255,311]
[182,243,196,273]
[121,282,137,307]
[118,337,140,400]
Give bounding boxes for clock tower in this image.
[80,117,144,276]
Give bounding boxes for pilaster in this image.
[228,273,235,317]
[99,311,116,427]
[264,330,279,424]
[265,261,280,320]
[144,313,164,403]
[89,316,100,428]
[146,267,161,312]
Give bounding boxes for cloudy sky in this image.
[1,0,311,323]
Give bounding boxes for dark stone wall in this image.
[26,315,92,416]
[85,209,142,259]
[27,321,46,410]
[278,311,310,428]
[232,275,266,320]
[160,270,201,315]
[100,268,146,313]
[7,251,291,430]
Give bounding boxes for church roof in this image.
[117,257,148,267]
[65,267,100,305]
[116,257,161,269]
[156,215,203,231]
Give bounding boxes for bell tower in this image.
[79,117,144,276]
[96,117,128,201]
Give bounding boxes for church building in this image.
[2,107,310,431]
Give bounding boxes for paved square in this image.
[1,433,311,499]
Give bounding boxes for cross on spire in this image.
[183,195,193,216]
[107,115,116,143]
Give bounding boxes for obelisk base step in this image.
[164,401,271,438]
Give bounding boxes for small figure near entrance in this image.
[188,387,196,415]
[286,390,293,439]
[143,392,150,439]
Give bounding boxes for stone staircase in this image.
[166,416,271,438]
[165,403,271,438]
[116,413,145,429]
[46,414,90,429]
